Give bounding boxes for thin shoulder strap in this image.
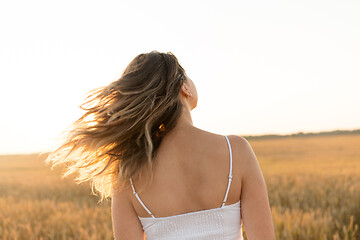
[221,135,233,207]
[129,178,155,218]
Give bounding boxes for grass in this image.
[0,134,359,239]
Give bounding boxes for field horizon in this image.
[0,132,359,239]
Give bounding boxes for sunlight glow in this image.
[0,0,359,154]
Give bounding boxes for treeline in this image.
[242,128,360,140]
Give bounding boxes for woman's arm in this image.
[234,136,276,240]
[111,187,145,240]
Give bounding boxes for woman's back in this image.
[127,126,244,239]
[129,127,242,218]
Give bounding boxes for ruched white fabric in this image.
[130,135,243,240]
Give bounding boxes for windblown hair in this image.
[44,50,187,202]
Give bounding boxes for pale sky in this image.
[0,0,359,155]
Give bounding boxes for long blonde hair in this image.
[44,51,187,202]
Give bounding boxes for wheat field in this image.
[0,134,359,239]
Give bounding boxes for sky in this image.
[0,0,359,155]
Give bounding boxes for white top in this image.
[130,135,243,240]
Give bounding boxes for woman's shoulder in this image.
[224,134,255,175]
[227,134,252,150]
[190,128,252,161]
[194,130,253,167]
[195,128,251,151]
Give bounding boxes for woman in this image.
[45,51,276,239]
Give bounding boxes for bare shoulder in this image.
[227,134,251,148]
[112,181,132,198]
[195,131,254,167]
[195,128,249,147]
[111,181,135,219]
[226,135,258,177]
[226,134,254,160]
[226,135,276,239]
[111,181,145,240]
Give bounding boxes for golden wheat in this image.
[0,134,359,239]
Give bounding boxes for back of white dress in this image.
[130,135,243,240]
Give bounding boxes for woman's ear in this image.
[181,82,192,97]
